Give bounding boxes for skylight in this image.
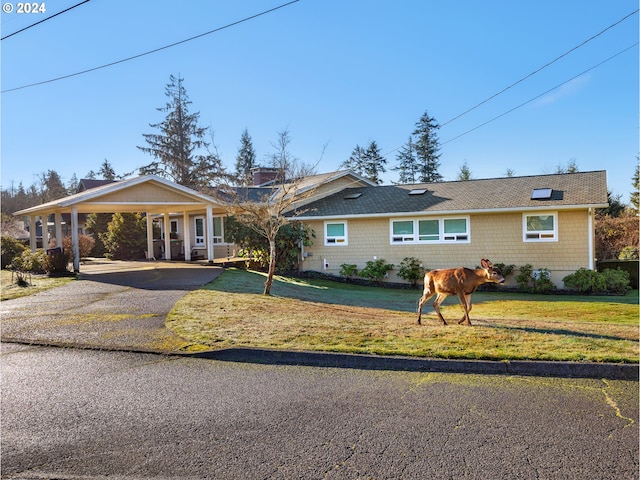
[531,188,553,200]
[344,192,362,199]
[409,188,427,195]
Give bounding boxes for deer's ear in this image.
[481,259,489,268]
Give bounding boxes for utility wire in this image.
[1,0,91,41]
[441,42,638,146]
[1,0,299,93]
[440,9,639,127]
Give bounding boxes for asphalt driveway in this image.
[0,261,223,352]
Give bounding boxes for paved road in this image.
[0,261,222,351]
[2,344,638,479]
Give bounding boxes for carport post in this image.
[206,204,214,262]
[183,211,191,261]
[29,215,37,250]
[146,213,154,260]
[54,212,63,249]
[71,206,80,272]
[163,213,172,260]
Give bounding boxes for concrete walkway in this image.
[1,260,223,352]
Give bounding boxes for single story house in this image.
[292,170,608,287]
[13,169,608,287]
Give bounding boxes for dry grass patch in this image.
[167,269,639,363]
[1,270,75,301]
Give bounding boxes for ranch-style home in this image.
[13,168,608,287]
[293,170,608,287]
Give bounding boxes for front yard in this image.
[167,268,639,363]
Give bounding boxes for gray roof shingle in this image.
[294,171,608,218]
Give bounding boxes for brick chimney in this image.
[251,167,283,186]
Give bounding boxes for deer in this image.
[417,259,505,326]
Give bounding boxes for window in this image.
[194,216,205,246]
[523,212,557,241]
[392,220,414,242]
[418,219,439,241]
[212,217,224,244]
[325,221,348,246]
[391,217,469,244]
[170,220,178,235]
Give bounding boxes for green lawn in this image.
[0,269,75,301]
[167,268,639,363]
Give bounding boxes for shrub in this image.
[516,264,534,290]
[1,236,27,269]
[563,268,630,295]
[397,257,424,287]
[11,249,48,274]
[100,212,148,260]
[516,264,556,292]
[359,259,393,284]
[61,235,95,262]
[493,262,515,279]
[339,263,358,278]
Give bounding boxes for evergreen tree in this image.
[457,161,472,181]
[393,137,418,184]
[363,140,387,185]
[342,141,386,184]
[100,212,147,260]
[413,111,442,182]
[138,74,225,189]
[67,173,79,194]
[99,159,117,180]
[341,145,367,177]
[235,128,257,186]
[39,170,68,202]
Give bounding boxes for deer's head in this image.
[481,259,505,284]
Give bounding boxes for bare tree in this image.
[215,129,318,295]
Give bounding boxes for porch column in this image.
[54,212,63,249]
[183,211,191,261]
[146,213,154,260]
[206,204,214,262]
[71,206,80,272]
[163,213,172,260]
[29,215,37,251]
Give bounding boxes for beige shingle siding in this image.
[301,210,591,287]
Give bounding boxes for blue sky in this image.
[2,0,638,202]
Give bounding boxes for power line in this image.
[1,0,300,94]
[440,8,639,127]
[441,42,638,146]
[1,0,91,41]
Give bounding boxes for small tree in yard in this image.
[215,129,319,295]
[100,213,148,260]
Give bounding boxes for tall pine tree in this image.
[413,111,442,182]
[235,128,257,186]
[342,141,387,185]
[393,137,418,184]
[138,74,225,189]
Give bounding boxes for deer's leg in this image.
[457,293,473,325]
[417,291,435,325]
[433,293,448,325]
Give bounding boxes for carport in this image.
[13,175,224,272]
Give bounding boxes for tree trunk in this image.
[263,237,277,295]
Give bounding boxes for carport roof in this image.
[13,175,220,216]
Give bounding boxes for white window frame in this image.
[194,216,205,246]
[212,216,225,244]
[523,212,558,242]
[390,216,470,244]
[325,221,348,246]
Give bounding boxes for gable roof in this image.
[293,171,608,219]
[13,175,219,216]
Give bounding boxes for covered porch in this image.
[13,175,227,272]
